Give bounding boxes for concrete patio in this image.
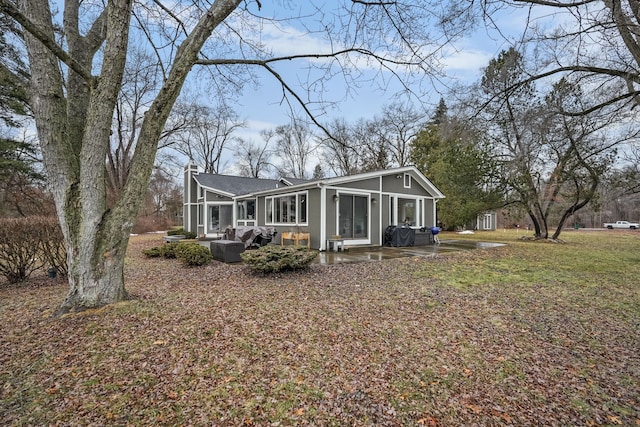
[197,237,505,265]
[315,240,505,265]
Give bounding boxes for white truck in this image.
[603,220,640,229]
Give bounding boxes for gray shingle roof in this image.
[194,174,285,196]
[281,177,311,186]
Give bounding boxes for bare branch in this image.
[0,0,95,84]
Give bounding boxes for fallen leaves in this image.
[0,233,639,425]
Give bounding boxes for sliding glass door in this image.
[339,194,368,239]
[208,204,233,234]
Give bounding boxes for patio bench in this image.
[163,235,186,243]
[281,232,310,248]
[210,239,245,263]
[326,238,344,252]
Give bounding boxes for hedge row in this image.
[0,217,67,283]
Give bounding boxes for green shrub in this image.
[142,242,179,259]
[167,228,197,239]
[142,247,162,257]
[241,245,318,273]
[175,243,212,266]
[159,242,180,258]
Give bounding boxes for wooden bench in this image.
[281,232,310,248]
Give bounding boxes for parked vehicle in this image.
[603,220,640,229]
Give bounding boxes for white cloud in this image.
[260,23,331,57]
[443,47,494,73]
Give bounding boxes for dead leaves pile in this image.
[1,234,638,426]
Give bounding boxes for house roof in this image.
[248,166,446,199]
[280,177,311,186]
[192,166,444,199]
[193,174,285,197]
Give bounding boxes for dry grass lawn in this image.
[1,230,639,426]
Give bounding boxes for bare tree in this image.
[107,49,159,198]
[319,118,362,176]
[375,102,426,167]
[0,0,477,313]
[356,118,391,172]
[234,135,273,178]
[172,102,244,174]
[271,119,316,179]
[482,1,640,114]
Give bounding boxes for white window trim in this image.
[265,191,309,226]
[387,193,426,228]
[403,173,412,188]
[235,197,257,226]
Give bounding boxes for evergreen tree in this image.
[411,102,500,229]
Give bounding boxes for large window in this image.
[266,192,307,225]
[237,199,257,226]
[398,198,416,226]
[339,194,368,239]
[390,196,424,227]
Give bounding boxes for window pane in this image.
[208,205,218,233]
[287,195,296,223]
[247,200,255,219]
[404,173,411,188]
[398,198,415,226]
[237,200,256,220]
[275,197,283,222]
[354,196,368,238]
[220,205,233,230]
[339,195,353,238]
[237,201,245,220]
[267,193,306,224]
[299,194,307,223]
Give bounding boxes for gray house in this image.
[183,163,445,250]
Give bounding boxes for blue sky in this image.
[217,3,533,146]
[171,2,555,174]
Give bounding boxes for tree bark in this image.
[13,0,243,314]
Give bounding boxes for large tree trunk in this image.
[14,0,243,314]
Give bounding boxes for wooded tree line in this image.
[1,0,639,311]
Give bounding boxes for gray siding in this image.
[335,177,379,191]
[381,173,431,196]
[307,188,322,249]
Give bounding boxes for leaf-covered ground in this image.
[1,231,639,426]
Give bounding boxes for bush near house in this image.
[174,243,213,266]
[241,245,318,273]
[143,242,178,259]
[142,242,212,266]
